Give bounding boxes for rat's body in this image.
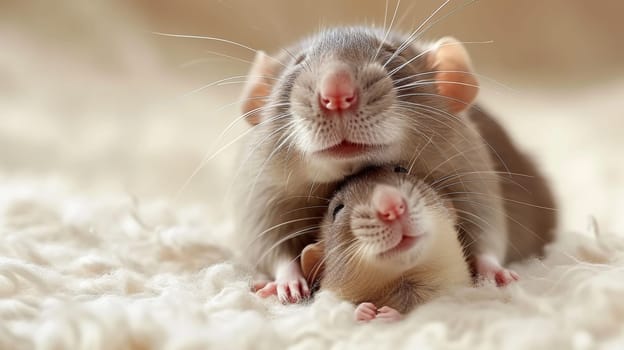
[302,166,471,319]
[236,27,557,302]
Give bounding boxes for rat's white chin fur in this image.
[302,143,402,182]
[359,233,430,268]
[387,236,429,265]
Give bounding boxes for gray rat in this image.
[235,26,557,303]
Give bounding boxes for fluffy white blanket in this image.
[2,176,624,349]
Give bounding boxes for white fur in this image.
[2,178,624,349]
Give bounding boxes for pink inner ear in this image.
[240,51,277,125]
[436,70,479,114]
[430,37,479,114]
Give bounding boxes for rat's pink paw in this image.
[255,281,277,297]
[376,306,403,322]
[355,302,377,322]
[275,277,310,303]
[355,303,403,323]
[257,260,310,303]
[256,278,310,303]
[475,254,519,287]
[494,269,519,287]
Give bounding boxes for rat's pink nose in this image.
[372,184,407,222]
[319,67,357,111]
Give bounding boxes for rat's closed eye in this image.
[332,204,345,220]
[394,166,408,173]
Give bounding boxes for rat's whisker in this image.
[180,74,280,98]
[253,226,323,271]
[384,0,452,67]
[440,190,558,211]
[393,69,512,92]
[246,124,300,204]
[398,102,510,181]
[373,0,402,62]
[281,205,329,217]
[179,49,255,68]
[223,119,296,201]
[246,219,324,250]
[152,31,287,67]
[388,0,477,65]
[407,134,433,174]
[174,108,290,201]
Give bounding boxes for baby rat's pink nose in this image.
[319,66,357,111]
[372,184,407,222]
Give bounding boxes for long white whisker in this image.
[173,107,290,201]
[373,0,402,62]
[152,31,286,67]
[384,0,452,67]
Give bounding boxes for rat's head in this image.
[241,27,479,180]
[301,165,459,285]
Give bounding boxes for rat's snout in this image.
[371,184,407,222]
[318,64,358,112]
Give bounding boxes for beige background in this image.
[1,0,623,231]
[129,0,624,85]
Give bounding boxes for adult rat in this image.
[234,27,557,303]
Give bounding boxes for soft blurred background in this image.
[2,0,623,232]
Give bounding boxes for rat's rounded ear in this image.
[301,241,325,286]
[241,51,280,125]
[427,37,479,114]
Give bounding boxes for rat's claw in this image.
[288,280,302,302]
[256,261,311,303]
[272,260,310,304]
[474,254,519,287]
[355,302,377,322]
[257,279,310,304]
[277,282,289,304]
[376,306,403,322]
[274,279,310,303]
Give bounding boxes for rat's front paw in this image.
[355,303,403,323]
[355,302,377,322]
[256,260,311,303]
[475,254,519,287]
[493,268,519,287]
[276,277,310,303]
[376,306,403,322]
[256,278,310,303]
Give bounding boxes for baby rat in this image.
[301,165,472,322]
[235,26,557,303]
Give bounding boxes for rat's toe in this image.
[288,280,302,302]
[277,283,290,304]
[355,302,377,322]
[376,306,403,322]
[474,254,519,287]
[494,269,518,287]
